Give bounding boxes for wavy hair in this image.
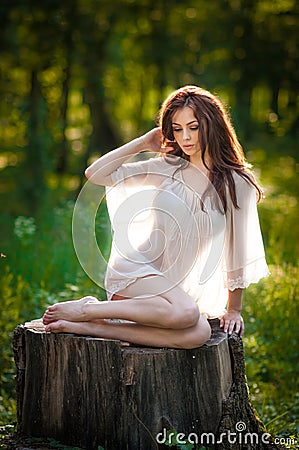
[157,85,263,212]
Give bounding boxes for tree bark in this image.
[13,319,282,450]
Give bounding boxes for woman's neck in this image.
[190,153,210,176]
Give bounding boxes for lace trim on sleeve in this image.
[226,268,270,291]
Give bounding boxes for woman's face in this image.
[171,107,201,161]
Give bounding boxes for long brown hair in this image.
[157,85,263,212]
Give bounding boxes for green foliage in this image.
[0,424,87,449]
[243,264,298,433]
[0,268,29,423]
[0,0,298,447]
[163,429,209,449]
[1,198,110,296]
[0,0,298,213]
[241,138,299,446]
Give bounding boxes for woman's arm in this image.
[85,128,166,186]
[220,288,244,336]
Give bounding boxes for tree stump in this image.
[13,319,282,450]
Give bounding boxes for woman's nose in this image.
[183,129,191,140]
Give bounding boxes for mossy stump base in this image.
[13,319,281,450]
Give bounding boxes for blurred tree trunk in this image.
[55,3,77,175]
[270,80,280,118]
[56,58,71,175]
[76,3,121,190]
[85,75,120,156]
[78,75,120,191]
[234,83,252,139]
[23,70,48,214]
[230,0,257,139]
[149,0,169,93]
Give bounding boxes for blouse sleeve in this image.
[222,175,269,291]
[106,156,172,228]
[110,156,160,187]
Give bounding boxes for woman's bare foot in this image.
[45,319,106,336]
[42,296,100,325]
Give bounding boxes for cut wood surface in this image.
[13,319,282,450]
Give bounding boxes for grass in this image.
[0,425,87,449]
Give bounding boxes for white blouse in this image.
[105,155,269,318]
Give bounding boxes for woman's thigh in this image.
[117,274,193,305]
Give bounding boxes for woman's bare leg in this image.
[43,276,199,330]
[44,315,211,349]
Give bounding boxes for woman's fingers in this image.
[142,127,177,153]
[219,316,224,328]
[240,320,245,337]
[220,316,244,337]
[160,140,176,153]
[160,145,175,153]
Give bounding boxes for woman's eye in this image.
[173,126,199,132]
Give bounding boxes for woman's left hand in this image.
[220,310,244,336]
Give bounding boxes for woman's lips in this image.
[183,144,194,150]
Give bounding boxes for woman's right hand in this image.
[141,128,174,153]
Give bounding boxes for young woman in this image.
[43,85,269,349]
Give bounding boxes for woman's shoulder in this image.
[117,155,178,186]
[144,155,179,167]
[230,170,260,209]
[117,155,163,176]
[232,170,255,191]
[123,155,165,168]
[128,155,179,173]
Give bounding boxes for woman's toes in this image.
[42,312,53,325]
[45,320,67,333]
[42,304,62,324]
[43,311,59,324]
[42,314,50,325]
[48,303,60,312]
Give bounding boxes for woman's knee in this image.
[164,303,200,329]
[181,317,211,349]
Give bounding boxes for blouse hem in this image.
[106,277,139,301]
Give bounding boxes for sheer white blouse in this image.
[105,155,269,318]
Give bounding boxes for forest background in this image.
[0,0,298,448]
